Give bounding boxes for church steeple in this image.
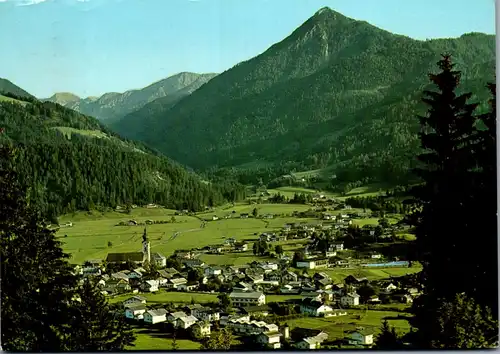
[142,226,151,265]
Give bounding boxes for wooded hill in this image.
[0,90,245,221]
[111,8,495,187]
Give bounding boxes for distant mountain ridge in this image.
[111,7,495,184]
[44,72,218,124]
[0,78,35,99]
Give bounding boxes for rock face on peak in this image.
[110,7,495,184]
[45,72,218,124]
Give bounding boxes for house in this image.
[282,271,298,283]
[143,309,168,324]
[167,311,187,324]
[103,279,130,294]
[240,213,249,218]
[177,315,198,329]
[125,304,147,320]
[296,260,316,269]
[367,295,381,304]
[299,298,334,317]
[344,275,368,285]
[192,321,211,337]
[228,291,266,307]
[294,330,329,350]
[315,278,332,290]
[332,242,344,251]
[141,280,159,292]
[204,266,223,277]
[233,282,254,292]
[256,332,282,349]
[241,305,271,317]
[341,293,360,306]
[152,252,167,267]
[212,216,219,221]
[177,282,198,292]
[348,328,375,346]
[106,252,144,265]
[166,277,188,289]
[234,242,249,252]
[370,253,382,259]
[192,307,220,322]
[122,296,146,307]
[280,284,301,294]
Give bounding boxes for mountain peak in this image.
[314,6,333,16]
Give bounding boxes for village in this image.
[73,192,421,350]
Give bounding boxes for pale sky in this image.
[0,0,496,98]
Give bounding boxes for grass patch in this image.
[108,291,218,305]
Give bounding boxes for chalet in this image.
[294,330,329,350]
[344,275,368,285]
[341,293,360,306]
[367,295,381,304]
[143,309,168,324]
[177,281,198,292]
[122,296,146,307]
[348,328,375,346]
[152,252,167,267]
[234,242,249,252]
[240,213,249,219]
[332,242,344,251]
[241,305,271,317]
[177,315,198,329]
[192,322,211,337]
[299,298,334,317]
[125,304,146,320]
[192,307,220,322]
[280,284,301,294]
[167,311,187,324]
[166,277,188,289]
[228,291,266,307]
[141,279,159,292]
[204,266,222,277]
[106,252,144,265]
[283,271,298,283]
[256,332,282,349]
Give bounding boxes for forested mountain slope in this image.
[0,78,35,99]
[113,8,495,185]
[0,93,244,220]
[45,72,217,124]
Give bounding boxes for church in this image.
[106,228,167,267]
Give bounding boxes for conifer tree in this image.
[408,55,498,347]
[66,279,136,351]
[374,321,402,349]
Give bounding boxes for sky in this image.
[0,0,496,98]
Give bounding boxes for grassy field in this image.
[57,205,324,264]
[320,266,421,284]
[286,308,412,342]
[108,291,219,305]
[129,328,201,351]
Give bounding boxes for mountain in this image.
[0,78,35,99]
[0,91,245,220]
[45,72,218,124]
[113,8,495,186]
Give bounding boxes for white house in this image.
[167,277,188,289]
[204,267,222,277]
[296,260,317,269]
[341,293,360,306]
[348,329,374,346]
[167,311,187,324]
[256,332,282,349]
[177,282,198,292]
[299,298,334,317]
[192,322,211,337]
[141,279,159,292]
[152,252,167,267]
[125,304,146,320]
[143,309,168,324]
[228,291,266,307]
[177,315,198,329]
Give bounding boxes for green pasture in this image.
[108,291,218,305]
[129,329,200,351]
[319,266,422,284]
[286,308,412,341]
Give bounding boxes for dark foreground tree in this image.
[375,320,403,349]
[66,279,135,351]
[408,55,498,347]
[0,145,136,351]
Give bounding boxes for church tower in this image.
[142,227,151,265]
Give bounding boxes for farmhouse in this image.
[125,303,146,320]
[347,328,375,346]
[177,315,198,329]
[256,332,282,349]
[143,309,168,324]
[122,296,146,307]
[341,293,360,306]
[228,291,266,307]
[299,298,334,317]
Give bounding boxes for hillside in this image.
[0,78,35,99]
[45,72,217,124]
[112,8,495,186]
[0,92,245,220]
